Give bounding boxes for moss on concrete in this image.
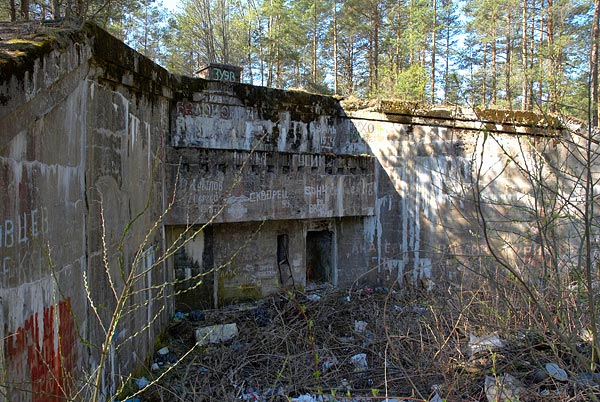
[218,278,262,306]
[0,23,89,84]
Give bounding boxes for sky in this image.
[163,0,181,12]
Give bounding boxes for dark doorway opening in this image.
[306,230,333,283]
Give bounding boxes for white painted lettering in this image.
[0,207,50,249]
[5,220,14,248]
[18,213,28,244]
[304,185,327,197]
[31,209,38,238]
[248,189,289,203]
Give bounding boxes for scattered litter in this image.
[576,373,600,388]
[361,330,374,348]
[232,342,246,351]
[253,307,271,327]
[429,392,444,402]
[350,353,368,371]
[354,320,368,333]
[241,390,261,400]
[307,294,321,302]
[469,333,505,354]
[174,311,186,320]
[135,288,590,400]
[545,362,568,381]
[196,323,239,346]
[291,395,326,402]
[189,310,205,322]
[322,360,335,373]
[135,376,148,389]
[484,374,524,402]
[155,346,177,365]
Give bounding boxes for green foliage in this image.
[8,0,599,117]
[394,64,428,102]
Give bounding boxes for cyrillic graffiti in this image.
[249,189,289,203]
[0,207,49,249]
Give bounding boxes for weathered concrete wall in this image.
[0,21,571,402]
[166,149,375,224]
[168,92,565,303]
[345,102,565,288]
[0,23,172,401]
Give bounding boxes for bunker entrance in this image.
[306,230,333,283]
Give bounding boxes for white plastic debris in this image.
[196,323,239,346]
[157,346,169,356]
[135,376,149,389]
[545,362,568,381]
[469,333,505,354]
[307,294,321,301]
[429,392,444,402]
[291,395,326,402]
[484,374,524,402]
[350,353,368,371]
[151,362,160,371]
[354,320,368,333]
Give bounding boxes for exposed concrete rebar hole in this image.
[306,230,333,283]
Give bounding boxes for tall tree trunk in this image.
[529,0,536,109]
[506,9,512,107]
[312,0,318,83]
[52,0,60,19]
[483,45,487,105]
[267,13,273,87]
[333,0,338,94]
[547,0,556,111]
[444,21,450,102]
[10,0,16,21]
[275,45,281,88]
[220,0,230,63]
[521,0,528,110]
[247,21,253,85]
[591,0,600,125]
[21,0,30,20]
[368,15,374,94]
[430,0,437,104]
[348,36,355,94]
[491,21,497,105]
[395,4,401,77]
[373,5,380,93]
[538,0,545,106]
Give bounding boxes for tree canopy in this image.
[4,0,600,121]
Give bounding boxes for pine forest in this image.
[3,0,600,123]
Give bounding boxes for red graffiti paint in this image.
[4,298,77,402]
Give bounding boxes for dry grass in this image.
[128,285,600,402]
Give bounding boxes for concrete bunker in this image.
[0,21,575,402]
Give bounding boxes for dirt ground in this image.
[121,285,600,402]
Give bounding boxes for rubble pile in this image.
[126,287,600,401]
